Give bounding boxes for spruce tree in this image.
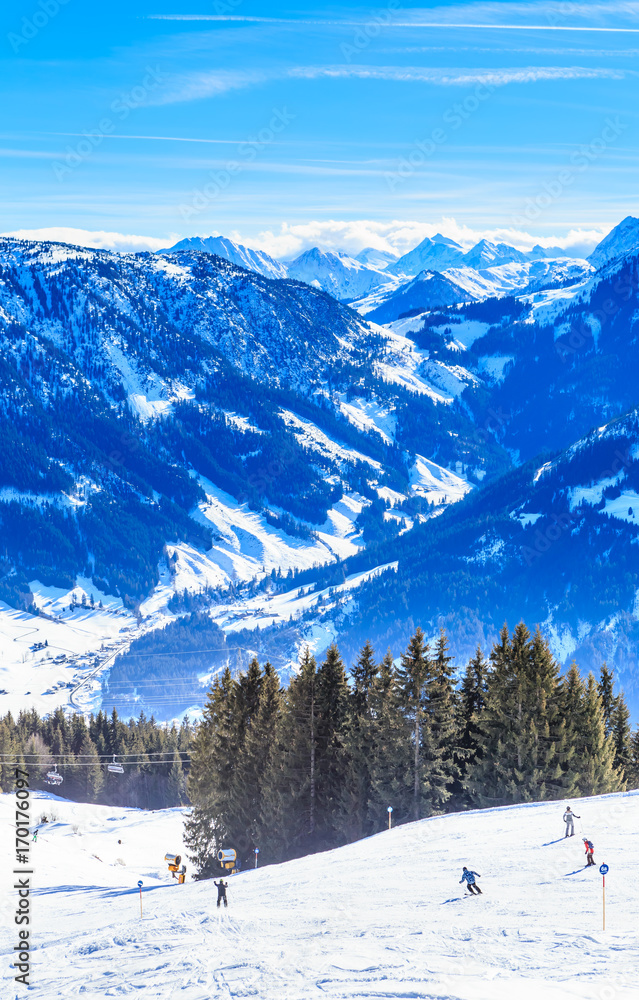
[184,669,235,878]
[628,726,639,789]
[457,646,488,801]
[458,646,488,765]
[574,674,624,796]
[0,718,18,792]
[468,624,575,805]
[420,629,458,813]
[395,627,431,821]
[264,648,319,859]
[597,664,616,736]
[366,649,406,832]
[315,643,350,844]
[337,640,382,842]
[237,662,282,862]
[168,748,186,805]
[610,693,632,781]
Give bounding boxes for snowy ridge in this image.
[1,789,637,998]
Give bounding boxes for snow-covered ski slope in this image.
[1,789,637,999]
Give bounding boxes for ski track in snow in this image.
[1,790,637,999]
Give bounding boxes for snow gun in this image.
[217,848,238,874]
[165,853,187,884]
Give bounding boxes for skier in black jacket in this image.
[214,880,229,907]
[460,867,482,894]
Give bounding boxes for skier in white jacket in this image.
[563,806,580,837]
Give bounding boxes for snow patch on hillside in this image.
[410,455,472,506]
[335,393,396,445]
[279,410,382,469]
[210,561,398,635]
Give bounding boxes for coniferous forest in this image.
[0,708,192,809]
[185,623,639,876]
[2,622,638,876]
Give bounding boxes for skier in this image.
[459,867,482,895]
[214,879,229,907]
[32,830,38,842]
[583,838,595,866]
[563,805,580,837]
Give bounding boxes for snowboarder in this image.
[214,879,229,907]
[459,867,482,895]
[583,838,595,866]
[563,806,580,837]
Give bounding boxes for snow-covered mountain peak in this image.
[159,235,287,280]
[389,236,465,277]
[286,246,395,301]
[355,246,399,269]
[461,239,529,269]
[588,215,639,268]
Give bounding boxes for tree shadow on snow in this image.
[34,883,173,897]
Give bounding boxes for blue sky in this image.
[1,0,638,257]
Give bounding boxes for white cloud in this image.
[149,62,633,106]
[0,228,176,253]
[148,2,639,32]
[147,70,266,106]
[290,65,630,87]
[0,220,609,261]
[248,218,606,259]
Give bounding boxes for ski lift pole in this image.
[138,880,143,919]
[600,864,608,930]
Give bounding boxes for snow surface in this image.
[0,591,140,718]
[410,455,472,506]
[278,410,382,469]
[335,393,397,445]
[2,788,638,998]
[208,561,397,636]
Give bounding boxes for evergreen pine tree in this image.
[78,735,104,802]
[366,649,406,832]
[265,648,319,859]
[237,662,282,863]
[419,629,458,814]
[468,624,575,805]
[574,674,624,796]
[315,644,350,845]
[168,748,186,805]
[184,669,235,878]
[337,641,378,842]
[458,646,488,776]
[395,627,431,821]
[610,693,632,782]
[628,726,639,789]
[597,664,616,736]
[0,718,18,792]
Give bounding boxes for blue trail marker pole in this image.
[138,880,143,919]
[599,864,609,930]
[254,848,259,869]
[387,806,393,831]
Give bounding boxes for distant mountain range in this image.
[1,215,639,720]
[160,221,639,319]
